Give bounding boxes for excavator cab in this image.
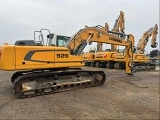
[34,29,71,47]
[48,34,70,47]
[14,28,71,47]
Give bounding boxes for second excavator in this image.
[83,11,125,68]
[113,24,158,70]
[0,23,134,98]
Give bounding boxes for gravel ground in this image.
[0,67,159,119]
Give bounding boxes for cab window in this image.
[57,35,70,46]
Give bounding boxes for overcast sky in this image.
[0,0,159,53]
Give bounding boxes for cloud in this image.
[0,0,159,52]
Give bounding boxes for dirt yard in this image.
[0,67,159,119]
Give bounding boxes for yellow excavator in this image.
[113,24,158,70]
[83,11,125,68]
[136,24,158,53]
[0,24,134,98]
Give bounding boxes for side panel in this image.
[113,53,125,62]
[15,46,84,70]
[15,46,56,70]
[0,45,16,70]
[94,52,116,61]
[114,53,150,62]
[0,45,84,71]
[54,49,71,67]
[54,50,84,67]
[133,54,149,62]
[82,52,95,62]
[71,55,84,67]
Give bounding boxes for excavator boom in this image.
[137,24,158,54]
[67,26,134,74]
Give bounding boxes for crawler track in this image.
[12,69,106,98]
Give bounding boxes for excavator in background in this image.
[150,50,160,60]
[113,24,158,70]
[136,24,158,53]
[149,49,160,66]
[83,11,125,68]
[0,23,134,98]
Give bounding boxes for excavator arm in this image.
[67,25,134,74]
[151,24,158,48]
[111,11,125,51]
[97,23,109,51]
[112,11,125,33]
[96,11,125,52]
[137,24,158,54]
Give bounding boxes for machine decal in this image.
[24,50,68,63]
[57,54,69,58]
